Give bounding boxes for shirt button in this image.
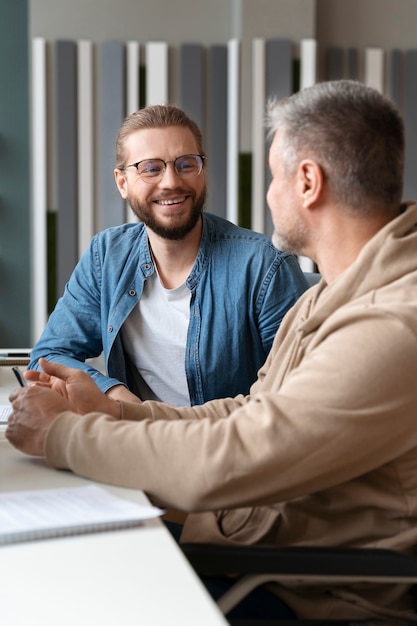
[108,326,113,333]
[129,290,136,296]
[144,263,151,270]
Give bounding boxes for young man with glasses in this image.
[29,105,307,407]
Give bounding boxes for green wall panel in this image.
[0,0,30,347]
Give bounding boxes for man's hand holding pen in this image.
[6,358,121,456]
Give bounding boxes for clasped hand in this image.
[6,358,120,456]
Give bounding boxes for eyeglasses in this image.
[124,154,206,183]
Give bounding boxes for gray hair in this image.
[266,80,405,212]
[115,104,204,169]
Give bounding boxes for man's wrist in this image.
[112,399,122,420]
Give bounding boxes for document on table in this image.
[0,485,164,545]
[0,405,12,424]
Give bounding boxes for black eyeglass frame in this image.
[123,154,206,183]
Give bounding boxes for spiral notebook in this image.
[0,484,163,545]
[0,405,12,424]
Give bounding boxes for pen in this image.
[12,366,28,387]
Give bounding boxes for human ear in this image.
[114,169,129,199]
[298,160,324,208]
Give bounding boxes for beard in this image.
[272,230,297,253]
[272,216,308,255]
[128,186,207,240]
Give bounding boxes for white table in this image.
[0,375,228,626]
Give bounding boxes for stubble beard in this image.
[128,187,207,240]
[272,221,308,256]
[272,230,296,253]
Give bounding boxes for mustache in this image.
[151,189,191,200]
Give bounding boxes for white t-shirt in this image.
[121,271,191,406]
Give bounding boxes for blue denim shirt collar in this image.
[186,214,213,290]
[139,234,155,279]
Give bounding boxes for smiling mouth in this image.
[155,196,187,206]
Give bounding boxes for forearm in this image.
[119,394,247,422]
[106,385,142,404]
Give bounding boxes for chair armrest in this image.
[181,543,417,581]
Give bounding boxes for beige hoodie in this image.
[46,203,417,620]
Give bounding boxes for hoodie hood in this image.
[302,202,417,335]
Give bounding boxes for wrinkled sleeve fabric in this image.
[44,308,417,513]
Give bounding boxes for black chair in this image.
[182,541,417,625]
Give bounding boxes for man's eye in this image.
[140,161,163,175]
[177,158,198,173]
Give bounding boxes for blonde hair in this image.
[115,104,204,169]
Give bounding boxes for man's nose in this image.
[159,162,181,185]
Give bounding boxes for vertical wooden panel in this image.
[390,49,404,110]
[146,42,169,105]
[126,41,140,224]
[31,37,48,343]
[403,50,417,201]
[251,38,266,234]
[101,41,126,229]
[264,39,293,236]
[56,40,78,295]
[300,38,317,89]
[325,46,344,80]
[347,48,359,80]
[180,44,205,132]
[227,39,240,225]
[127,41,140,115]
[299,38,316,272]
[206,45,228,219]
[77,40,95,255]
[365,48,384,93]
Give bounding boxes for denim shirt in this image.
[30,213,308,405]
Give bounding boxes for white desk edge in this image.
[0,365,227,626]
